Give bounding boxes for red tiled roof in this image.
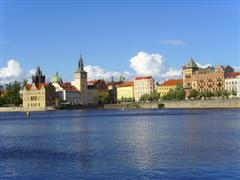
[88,80,101,85]
[135,76,152,80]
[63,82,79,92]
[159,79,183,86]
[226,72,240,78]
[118,81,134,87]
[25,83,49,90]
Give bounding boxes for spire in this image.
[76,54,85,72]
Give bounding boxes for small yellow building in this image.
[22,83,56,111]
[117,82,134,101]
[157,79,183,97]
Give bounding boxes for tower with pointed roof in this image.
[182,58,199,95]
[32,66,46,86]
[72,55,88,104]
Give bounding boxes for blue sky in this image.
[0,0,239,82]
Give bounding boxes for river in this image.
[0,109,240,179]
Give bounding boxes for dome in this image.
[50,72,63,85]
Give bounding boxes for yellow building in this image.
[117,82,134,101]
[22,83,56,111]
[134,76,154,102]
[21,66,56,111]
[157,79,183,97]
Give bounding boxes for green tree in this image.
[139,94,150,102]
[175,85,185,100]
[99,94,112,104]
[223,90,230,99]
[205,91,214,99]
[231,89,237,97]
[188,89,199,100]
[214,90,222,98]
[4,81,22,106]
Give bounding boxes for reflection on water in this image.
[0,109,240,179]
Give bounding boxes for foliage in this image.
[120,97,135,102]
[231,89,237,96]
[1,81,22,106]
[161,85,185,101]
[139,92,160,102]
[214,90,222,98]
[188,89,199,100]
[98,94,112,104]
[223,90,229,98]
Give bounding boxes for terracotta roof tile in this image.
[63,82,79,92]
[135,76,153,80]
[226,72,240,78]
[118,81,134,87]
[159,79,183,86]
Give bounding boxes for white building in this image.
[134,76,154,102]
[225,72,240,98]
[51,72,81,104]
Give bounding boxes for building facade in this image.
[225,72,240,98]
[183,58,234,95]
[157,79,183,97]
[134,76,154,102]
[116,82,134,101]
[72,55,88,105]
[21,67,56,111]
[87,80,109,104]
[50,72,81,104]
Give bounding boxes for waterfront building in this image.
[21,67,56,111]
[72,55,88,105]
[87,79,109,104]
[225,72,240,98]
[116,81,134,101]
[107,82,120,104]
[157,79,183,97]
[134,76,154,102]
[50,72,81,104]
[183,58,234,95]
[182,58,199,95]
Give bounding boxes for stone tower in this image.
[32,66,46,86]
[182,57,198,95]
[72,55,88,105]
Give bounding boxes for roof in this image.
[225,72,240,78]
[88,80,101,85]
[159,79,183,87]
[135,76,153,80]
[25,83,49,90]
[185,57,198,68]
[118,81,134,87]
[50,72,63,84]
[62,83,79,92]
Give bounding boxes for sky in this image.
[0,0,239,84]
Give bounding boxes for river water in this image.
[0,109,240,179]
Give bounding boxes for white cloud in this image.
[0,59,35,85]
[129,51,181,81]
[196,62,212,69]
[84,65,131,81]
[158,39,186,45]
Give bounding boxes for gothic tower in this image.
[72,55,88,105]
[32,66,46,86]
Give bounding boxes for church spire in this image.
[76,54,85,72]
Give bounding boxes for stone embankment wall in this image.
[104,99,240,109]
[0,107,55,112]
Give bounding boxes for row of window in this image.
[28,103,41,107]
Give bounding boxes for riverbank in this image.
[104,99,240,109]
[1,99,239,112]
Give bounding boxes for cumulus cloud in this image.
[84,65,132,81]
[158,39,186,45]
[130,51,181,81]
[196,62,212,68]
[0,59,35,85]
